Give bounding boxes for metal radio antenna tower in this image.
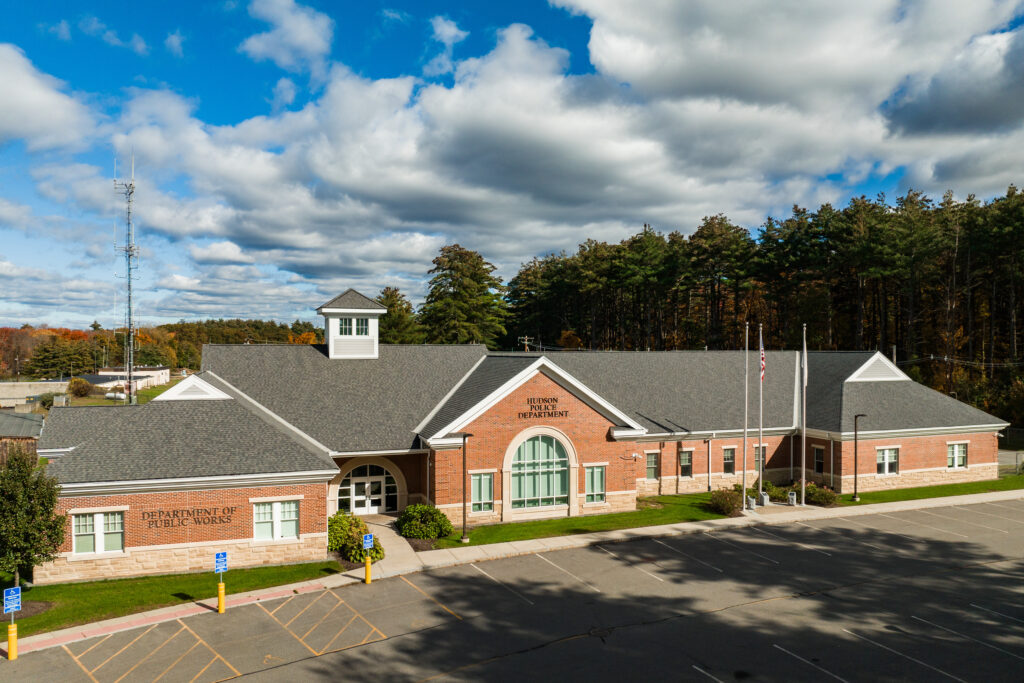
[114,154,139,405]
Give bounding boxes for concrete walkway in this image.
[8,487,1024,658]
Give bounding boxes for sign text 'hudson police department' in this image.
[142,507,237,528]
[518,397,569,419]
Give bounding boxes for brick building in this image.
[35,289,1008,583]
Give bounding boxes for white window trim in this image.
[72,511,126,555]
[468,468,498,474]
[946,442,969,470]
[875,446,900,476]
[584,461,610,467]
[679,447,695,478]
[253,500,300,541]
[249,494,305,503]
[644,450,660,480]
[584,465,607,503]
[67,505,130,515]
[471,472,494,513]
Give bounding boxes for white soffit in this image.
[846,352,910,382]
[152,374,232,401]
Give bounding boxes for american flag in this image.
[759,333,765,382]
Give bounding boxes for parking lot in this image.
[5,497,1024,681]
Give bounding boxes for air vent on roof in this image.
[846,353,908,382]
[152,374,232,401]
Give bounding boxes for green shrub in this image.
[68,378,93,397]
[805,484,838,507]
[709,489,743,516]
[36,393,58,409]
[327,511,384,562]
[395,504,454,539]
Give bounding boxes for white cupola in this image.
[317,289,387,359]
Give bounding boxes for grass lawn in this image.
[838,474,1024,506]
[1,560,341,638]
[433,493,725,548]
[67,378,182,408]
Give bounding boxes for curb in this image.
[7,487,1024,657]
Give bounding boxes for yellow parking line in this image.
[316,614,358,654]
[189,655,218,683]
[91,624,158,674]
[61,644,99,683]
[301,595,344,640]
[177,619,241,678]
[113,625,185,683]
[268,595,295,616]
[256,601,318,657]
[284,591,327,628]
[74,633,113,659]
[152,640,200,683]
[401,576,462,621]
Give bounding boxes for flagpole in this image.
[758,323,764,499]
[801,323,807,506]
[743,322,749,509]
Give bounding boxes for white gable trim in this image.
[426,357,645,443]
[413,354,488,434]
[318,308,385,316]
[846,352,910,382]
[152,374,232,401]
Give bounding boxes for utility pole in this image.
[517,336,534,352]
[115,155,139,405]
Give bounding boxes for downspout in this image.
[676,441,681,494]
[789,435,794,480]
[829,435,834,488]
[706,434,714,492]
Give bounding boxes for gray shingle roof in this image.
[805,352,875,432]
[547,350,799,435]
[202,344,487,452]
[0,411,43,438]
[420,355,540,438]
[839,381,1006,432]
[317,289,386,311]
[43,377,336,484]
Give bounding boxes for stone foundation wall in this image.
[834,463,998,494]
[34,533,328,585]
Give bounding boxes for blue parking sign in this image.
[3,586,20,615]
[215,551,228,574]
[362,533,373,550]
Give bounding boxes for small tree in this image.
[68,377,93,397]
[0,447,66,586]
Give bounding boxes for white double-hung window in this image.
[471,473,494,512]
[877,447,899,475]
[72,511,124,554]
[585,466,606,503]
[947,443,968,469]
[253,500,300,540]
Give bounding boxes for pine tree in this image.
[377,287,424,344]
[419,244,508,347]
[0,447,66,587]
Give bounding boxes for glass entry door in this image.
[351,477,385,514]
[339,464,399,514]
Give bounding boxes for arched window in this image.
[339,464,399,514]
[510,435,569,508]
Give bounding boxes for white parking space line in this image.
[961,505,1024,524]
[841,628,967,682]
[751,526,833,556]
[983,501,1024,514]
[836,516,918,542]
[653,538,724,573]
[798,521,889,551]
[692,664,724,682]
[916,509,1009,534]
[773,644,849,682]
[879,513,970,538]
[706,532,781,565]
[596,545,664,582]
[534,553,601,593]
[971,603,1024,624]
[911,615,1024,661]
[471,563,535,605]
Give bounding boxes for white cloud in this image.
[0,44,96,150]
[189,241,255,264]
[270,77,297,111]
[424,16,468,76]
[165,30,185,57]
[78,16,148,54]
[239,0,334,77]
[47,20,71,41]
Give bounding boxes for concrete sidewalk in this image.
[8,487,1024,658]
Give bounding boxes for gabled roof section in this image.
[839,381,1007,433]
[317,289,386,312]
[805,351,875,432]
[152,374,232,401]
[0,411,43,438]
[846,352,910,382]
[421,355,645,442]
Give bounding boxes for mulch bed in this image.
[18,601,54,618]
[405,538,437,553]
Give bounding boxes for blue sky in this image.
[1,1,1023,328]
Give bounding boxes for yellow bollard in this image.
[217,582,225,614]
[7,622,16,661]
[364,556,372,584]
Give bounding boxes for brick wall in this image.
[36,482,328,584]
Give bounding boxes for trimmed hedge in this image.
[395,504,454,539]
[327,511,384,562]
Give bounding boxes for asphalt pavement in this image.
[5,495,1024,682]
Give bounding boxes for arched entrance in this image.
[331,457,409,515]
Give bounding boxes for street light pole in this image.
[853,414,866,502]
[449,432,473,544]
